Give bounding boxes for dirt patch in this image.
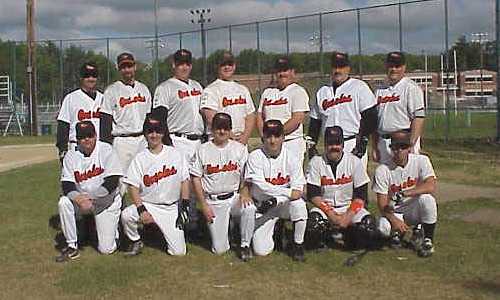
[0,144,57,172]
[461,208,500,227]
[437,182,500,203]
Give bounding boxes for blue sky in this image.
[0,0,495,61]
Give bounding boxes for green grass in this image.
[0,135,54,146]
[1,161,500,299]
[425,112,498,140]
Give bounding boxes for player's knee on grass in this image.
[98,241,117,255]
[418,194,437,224]
[167,243,186,256]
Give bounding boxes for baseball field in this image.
[0,135,499,299]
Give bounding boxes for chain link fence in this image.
[0,0,498,141]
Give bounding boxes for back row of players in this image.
[55,49,437,262]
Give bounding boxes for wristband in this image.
[349,198,364,214]
[136,205,147,215]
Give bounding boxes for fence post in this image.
[319,13,324,75]
[229,25,232,52]
[444,0,450,143]
[106,38,110,86]
[256,22,261,93]
[356,9,362,78]
[59,40,64,101]
[179,32,183,50]
[285,17,290,56]
[398,0,403,52]
[496,0,500,142]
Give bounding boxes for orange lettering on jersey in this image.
[77,108,101,121]
[263,97,288,106]
[143,165,178,187]
[321,94,353,110]
[119,94,146,108]
[206,160,238,175]
[178,90,190,99]
[377,93,400,104]
[191,89,202,96]
[222,96,247,107]
[74,164,104,183]
[389,177,417,193]
[265,172,290,185]
[320,174,353,186]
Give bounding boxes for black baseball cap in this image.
[76,121,96,140]
[331,51,350,68]
[174,49,192,65]
[274,56,293,72]
[212,112,232,130]
[117,52,135,68]
[324,126,344,145]
[217,51,235,66]
[390,131,411,147]
[386,51,406,66]
[263,120,284,137]
[143,113,168,135]
[80,62,99,78]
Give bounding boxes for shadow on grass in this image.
[463,278,500,295]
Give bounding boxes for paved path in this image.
[1,143,499,202]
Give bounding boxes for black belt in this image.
[69,140,77,144]
[172,132,205,141]
[113,132,143,138]
[381,128,411,139]
[344,135,356,141]
[209,192,235,200]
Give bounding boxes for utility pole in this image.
[190,8,211,86]
[471,32,489,101]
[26,0,37,135]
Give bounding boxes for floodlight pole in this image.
[191,8,212,86]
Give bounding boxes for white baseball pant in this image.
[378,194,437,237]
[121,202,186,256]
[204,193,255,254]
[170,134,203,224]
[283,137,306,165]
[377,136,421,165]
[310,205,371,224]
[58,195,121,254]
[250,198,308,256]
[113,136,147,195]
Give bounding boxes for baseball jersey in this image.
[310,78,377,137]
[57,89,104,142]
[123,145,189,205]
[190,140,248,195]
[245,146,306,202]
[372,153,436,205]
[153,78,204,135]
[376,77,425,134]
[258,83,309,140]
[101,80,152,135]
[201,79,255,135]
[306,153,369,208]
[61,141,123,194]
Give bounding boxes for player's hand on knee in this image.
[240,195,254,208]
[201,204,215,223]
[391,218,409,234]
[140,211,155,224]
[175,200,190,229]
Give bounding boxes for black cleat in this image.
[292,243,306,262]
[417,238,434,258]
[240,246,252,262]
[124,240,144,256]
[55,246,80,263]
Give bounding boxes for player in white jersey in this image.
[308,52,378,168]
[306,126,378,250]
[152,49,205,236]
[121,114,190,256]
[373,52,425,165]
[190,113,255,259]
[201,51,256,145]
[99,53,152,187]
[257,57,309,162]
[373,131,437,257]
[56,62,103,163]
[56,121,123,262]
[240,120,308,262]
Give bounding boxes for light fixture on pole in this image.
[190,8,212,86]
[471,32,489,100]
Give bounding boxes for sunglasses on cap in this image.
[145,126,164,134]
[76,131,96,140]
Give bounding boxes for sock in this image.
[422,223,436,241]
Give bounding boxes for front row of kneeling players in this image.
[56,113,437,262]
